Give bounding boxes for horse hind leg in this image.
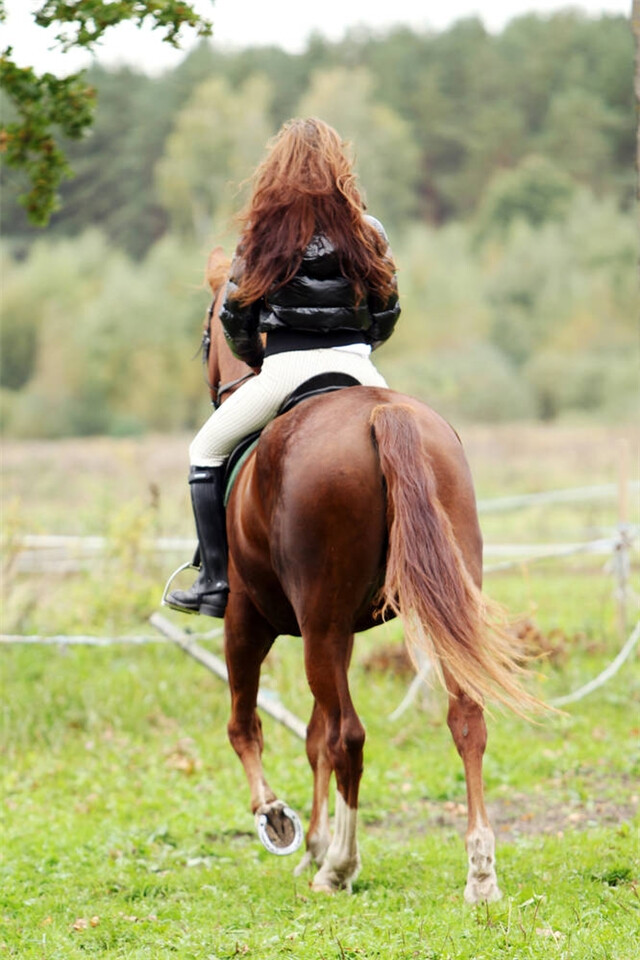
[446,675,502,903]
[294,699,332,876]
[303,630,364,893]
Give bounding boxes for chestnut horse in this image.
[201,248,536,901]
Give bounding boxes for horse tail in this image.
[370,403,543,715]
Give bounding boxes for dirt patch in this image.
[366,788,638,842]
[488,794,637,840]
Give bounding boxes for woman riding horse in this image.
[166,117,400,620]
[165,117,544,900]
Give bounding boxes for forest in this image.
[1,10,636,436]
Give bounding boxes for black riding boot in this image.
[166,465,229,618]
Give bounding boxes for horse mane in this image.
[205,246,232,295]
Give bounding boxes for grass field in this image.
[1,424,639,959]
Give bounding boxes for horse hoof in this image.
[310,880,340,894]
[310,858,358,894]
[256,801,303,856]
[310,873,353,894]
[464,878,502,904]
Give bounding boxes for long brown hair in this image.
[232,117,396,306]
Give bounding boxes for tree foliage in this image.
[0,57,96,225]
[297,67,420,231]
[0,0,212,225]
[2,10,634,246]
[1,11,633,253]
[33,1,211,48]
[2,190,635,436]
[474,155,576,243]
[156,74,273,241]
[1,11,636,432]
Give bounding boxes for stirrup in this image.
[161,559,200,612]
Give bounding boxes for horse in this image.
[198,246,538,901]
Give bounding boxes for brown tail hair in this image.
[370,402,544,715]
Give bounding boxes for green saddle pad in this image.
[224,437,260,506]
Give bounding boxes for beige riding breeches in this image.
[189,347,388,467]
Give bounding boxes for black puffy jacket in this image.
[219,215,400,368]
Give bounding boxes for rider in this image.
[166,117,401,619]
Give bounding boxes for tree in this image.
[474,155,576,244]
[296,67,421,232]
[541,87,618,187]
[0,1,213,226]
[155,73,274,241]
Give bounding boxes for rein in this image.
[203,295,256,408]
[215,371,256,408]
[199,299,215,392]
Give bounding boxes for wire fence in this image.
[477,482,639,514]
[7,529,637,576]
[3,482,638,719]
[9,481,639,574]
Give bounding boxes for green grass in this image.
[1,427,639,958]
[2,613,638,959]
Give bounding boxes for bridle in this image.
[202,294,256,409]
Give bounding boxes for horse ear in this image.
[206,246,232,295]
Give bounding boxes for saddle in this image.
[224,372,360,504]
